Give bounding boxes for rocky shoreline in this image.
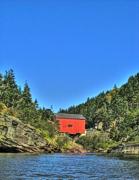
[109,143,139,155]
[0,115,138,155]
[89,144,139,156]
[0,115,86,154]
[0,115,60,153]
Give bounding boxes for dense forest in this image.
[60,73,139,148]
[0,69,57,135]
[1,69,139,152]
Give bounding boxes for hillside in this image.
[0,70,85,153]
[1,69,139,153]
[60,73,139,150]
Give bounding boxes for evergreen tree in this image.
[17,83,36,123]
[2,69,20,107]
[22,83,32,105]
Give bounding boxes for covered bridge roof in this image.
[55,113,86,120]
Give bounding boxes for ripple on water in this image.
[0,153,139,180]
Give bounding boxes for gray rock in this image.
[0,115,56,153]
[110,143,139,155]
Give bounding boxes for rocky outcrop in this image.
[65,143,86,154]
[109,143,139,155]
[0,115,57,153]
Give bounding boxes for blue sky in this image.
[0,0,139,112]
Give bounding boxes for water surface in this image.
[0,153,139,179]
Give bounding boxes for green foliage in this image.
[0,102,7,115]
[77,131,117,151]
[0,70,57,138]
[0,69,21,108]
[60,73,139,144]
[110,109,139,142]
[56,134,71,149]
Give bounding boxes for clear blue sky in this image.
[0,0,139,112]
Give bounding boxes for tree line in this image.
[60,73,139,143]
[0,69,57,137]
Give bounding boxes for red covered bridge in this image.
[55,113,86,135]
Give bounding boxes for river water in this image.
[0,153,139,180]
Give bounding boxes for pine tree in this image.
[22,83,32,105]
[2,69,20,107]
[17,83,41,125]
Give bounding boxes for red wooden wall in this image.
[57,118,85,135]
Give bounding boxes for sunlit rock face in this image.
[0,115,52,153]
[110,144,139,155]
